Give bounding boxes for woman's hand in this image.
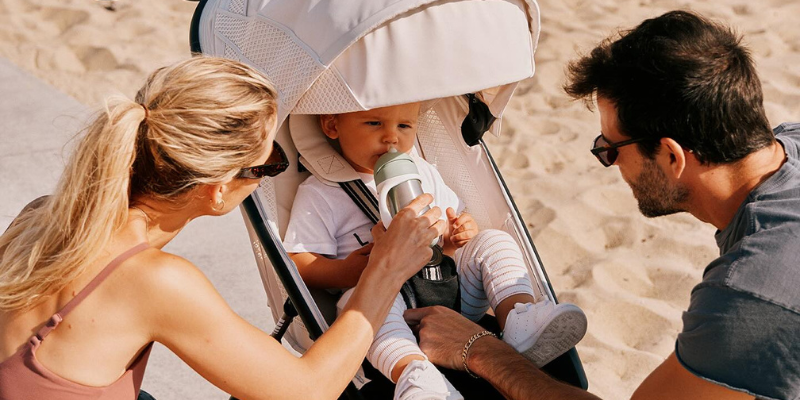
[367,193,446,285]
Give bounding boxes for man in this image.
[405,10,800,400]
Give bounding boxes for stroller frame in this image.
[188,0,588,397]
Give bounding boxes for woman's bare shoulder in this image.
[125,248,226,316]
[123,247,238,344]
[129,249,213,295]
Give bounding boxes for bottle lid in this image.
[374,147,420,185]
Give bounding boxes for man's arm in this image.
[407,306,753,400]
[467,334,600,400]
[632,353,753,400]
[405,306,599,400]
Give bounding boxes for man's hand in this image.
[404,306,485,371]
[446,208,479,248]
[406,306,601,400]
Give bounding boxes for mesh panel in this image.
[215,14,248,51]
[215,14,325,120]
[292,67,364,114]
[227,0,246,15]
[224,44,239,61]
[503,216,547,299]
[257,176,279,223]
[417,109,492,229]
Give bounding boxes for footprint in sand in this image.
[539,120,561,135]
[544,93,572,110]
[522,200,557,236]
[37,46,86,73]
[646,266,698,308]
[73,46,119,72]
[40,7,90,34]
[507,151,530,169]
[601,218,639,249]
[592,259,654,297]
[732,4,752,15]
[588,297,676,353]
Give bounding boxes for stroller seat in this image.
[190,0,588,397]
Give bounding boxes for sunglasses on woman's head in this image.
[238,142,290,179]
[590,134,648,167]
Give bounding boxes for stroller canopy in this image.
[198,0,541,124]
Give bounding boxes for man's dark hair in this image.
[564,10,774,164]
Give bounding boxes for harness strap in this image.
[339,180,380,225]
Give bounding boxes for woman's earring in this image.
[212,198,225,211]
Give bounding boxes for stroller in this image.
[189,0,588,398]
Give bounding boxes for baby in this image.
[284,102,587,400]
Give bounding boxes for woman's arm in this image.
[146,194,444,400]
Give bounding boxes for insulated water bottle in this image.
[374,148,444,279]
[374,148,429,215]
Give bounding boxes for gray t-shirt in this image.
[676,122,800,400]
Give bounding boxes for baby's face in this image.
[321,102,420,173]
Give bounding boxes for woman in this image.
[0,57,445,400]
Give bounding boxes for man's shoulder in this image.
[713,127,800,313]
[775,122,800,158]
[714,213,800,314]
[773,121,800,136]
[678,284,800,400]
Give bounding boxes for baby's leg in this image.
[366,294,426,382]
[455,229,587,367]
[455,228,537,328]
[337,291,462,399]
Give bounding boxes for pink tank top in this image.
[0,243,153,400]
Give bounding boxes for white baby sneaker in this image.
[502,300,587,367]
[394,359,463,400]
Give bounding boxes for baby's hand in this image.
[343,242,373,280]
[446,207,478,248]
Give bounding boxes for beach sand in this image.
[1,0,798,398]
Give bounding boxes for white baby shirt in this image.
[283,155,464,259]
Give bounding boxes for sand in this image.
[1,0,798,399]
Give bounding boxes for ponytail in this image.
[0,99,144,311]
[0,56,277,311]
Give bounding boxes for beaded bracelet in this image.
[461,330,497,379]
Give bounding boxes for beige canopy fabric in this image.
[199,0,540,124]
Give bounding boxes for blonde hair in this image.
[0,57,277,311]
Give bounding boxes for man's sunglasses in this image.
[238,142,290,179]
[590,134,648,167]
